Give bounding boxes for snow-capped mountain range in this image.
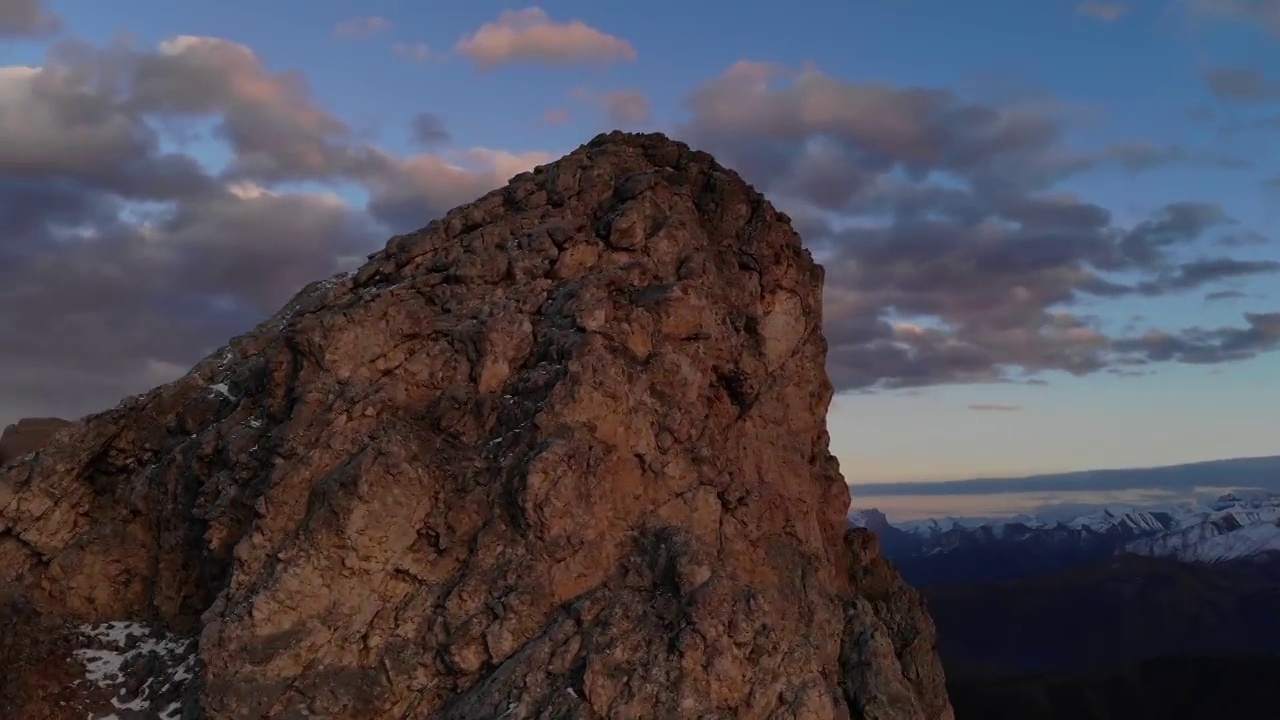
[851,492,1280,565]
[1123,493,1280,562]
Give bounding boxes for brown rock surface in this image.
[0,131,952,720]
[0,417,73,465]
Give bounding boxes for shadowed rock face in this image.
[0,131,952,720]
[0,418,73,466]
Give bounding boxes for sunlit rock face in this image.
[0,131,952,720]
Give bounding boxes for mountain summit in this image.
[0,418,72,465]
[0,131,952,720]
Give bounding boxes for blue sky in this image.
[1,0,1278,504]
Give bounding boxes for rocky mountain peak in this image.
[0,417,73,466]
[0,131,952,719]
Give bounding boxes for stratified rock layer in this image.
[0,132,952,720]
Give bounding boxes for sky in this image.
[1,0,1278,510]
[851,453,1280,521]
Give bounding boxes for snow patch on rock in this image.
[73,621,197,720]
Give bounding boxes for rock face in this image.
[0,132,952,720]
[843,531,953,720]
[0,417,73,465]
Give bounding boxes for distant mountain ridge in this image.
[850,491,1280,586]
[851,490,1280,676]
[900,491,1280,561]
[850,457,1280,718]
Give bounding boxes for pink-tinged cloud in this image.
[601,90,652,126]
[0,0,61,38]
[455,7,637,69]
[332,16,391,40]
[1189,0,1280,34]
[567,87,652,127]
[967,404,1026,412]
[1076,2,1128,21]
[392,43,435,63]
[542,108,571,126]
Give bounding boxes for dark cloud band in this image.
[0,44,1276,425]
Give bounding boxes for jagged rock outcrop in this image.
[843,530,952,720]
[0,417,73,465]
[0,131,952,720]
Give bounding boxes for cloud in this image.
[1202,66,1280,102]
[1263,176,1280,191]
[1076,2,1128,21]
[851,455,1280,497]
[542,108,571,126]
[408,112,450,147]
[601,90,652,126]
[1206,290,1248,301]
[0,34,554,425]
[0,0,60,38]
[3,34,1277,427]
[567,87,652,128]
[392,43,436,64]
[0,178,371,424]
[1136,257,1280,294]
[857,489,1196,523]
[455,8,637,69]
[678,61,1280,391]
[1218,229,1270,246]
[332,16,391,40]
[1104,141,1250,171]
[967,404,1024,411]
[1114,312,1280,364]
[684,61,1065,182]
[124,35,381,183]
[1185,104,1217,123]
[1188,0,1280,33]
[364,148,554,232]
